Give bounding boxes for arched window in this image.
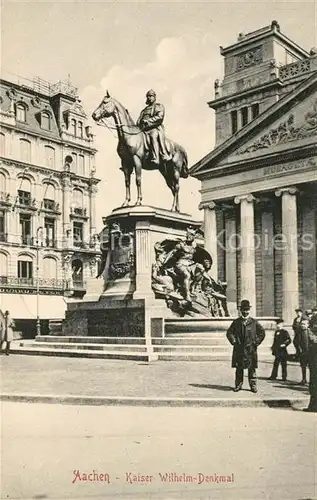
[73,188,83,207]
[16,103,27,122]
[78,155,85,176]
[71,119,76,136]
[72,152,77,172]
[0,172,6,192]
[44,145,55,168]
[78,121,83,138]
[41,112,51,130]
[43,256,57,280]
[0,252,8,277]
[20,138,31,163]
[0,133,5,156]
[43,183,56,210]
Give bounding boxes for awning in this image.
[0,294,68,320]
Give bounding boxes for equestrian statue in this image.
[92,89,189,212]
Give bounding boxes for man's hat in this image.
[295,308,302,312]
[276,318,284,324]
[146,89,156,96]
[240,299,251,310]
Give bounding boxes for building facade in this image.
[191,22,317,323]
[0,75,100,336]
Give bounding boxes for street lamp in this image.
[36,226,43,337]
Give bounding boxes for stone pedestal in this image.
[61,205,202,356]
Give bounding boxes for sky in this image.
[1,0,316,228]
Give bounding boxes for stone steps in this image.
[10,342,151,361]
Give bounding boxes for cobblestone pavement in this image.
[0,353,310,401]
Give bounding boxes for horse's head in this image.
[92,91,116,123]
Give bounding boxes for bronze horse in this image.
[92,92,188,212]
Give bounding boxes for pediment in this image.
[234,95,317,158]
[191,72,317,175]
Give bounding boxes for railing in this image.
[0,192,10,204]
[0,276,65,289]
[43,199,60,212]
[279,59,311,81]
[21,235,35,246]
[44,238,57,248]
[70,207,87,217]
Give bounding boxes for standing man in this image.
[296,317,310,385]
[268,318,291,382]
[0,310,14,355]
[292,308,304,359]
[226,299,265,393]
[305,313,317,412]
[137,90,171,165]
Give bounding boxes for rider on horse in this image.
[137,90,171,165]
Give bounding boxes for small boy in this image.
[268,318,291,381]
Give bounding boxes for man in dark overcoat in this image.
[305,310,317,412]
[226,299,265,393]
[268,318,291,381]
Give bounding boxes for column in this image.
[201,202,218,280]
[275,187,299,324]
[234,194,256,312]
[89,183,97,241]
[225,210,238,315]
[134,220,152,298]
[61,175,72,248]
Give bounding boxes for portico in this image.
[191,23,317,323]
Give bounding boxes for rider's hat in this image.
[146,89,156,97]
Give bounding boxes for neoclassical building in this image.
[0,75,100,336]
[191,21,317,323]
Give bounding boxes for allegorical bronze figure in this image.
[92,90,188,212]
[151,227,229,317]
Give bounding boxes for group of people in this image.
[226,301,317,412]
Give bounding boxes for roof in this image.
[190,70,317,178]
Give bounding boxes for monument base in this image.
[60,205,202,347]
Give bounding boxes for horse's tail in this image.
[180,147,189,179]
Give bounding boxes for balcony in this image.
[0,192,11,206]
[44,238,57,248]
[70,206,88,219]
[43,199,60,213]
[21,235,35,246]
[0,276,65,292]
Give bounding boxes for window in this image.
[78,121,83,138]
[73,188,83,207]
[20,214,32,245]
[16,103,27,122]
[78,155,85,176]
[0,133,5,156]
[44,146,55,168]
[251,103,260,120]
[71,119,76,136]
[17,258,33,282]
[0,252,8,277]
[44,217,56,247]
[241,107,248,127]
[20,139,31,162]
[43,183,56,211]
[231,110,238,134]
[0,211,6,242]
[18,189,31,206]
[41,112,51,130]
[72,152,77,172]
[73,221,83,247]
[0,172,6,192]
[72,258,83,287]
[43,257,57,280]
